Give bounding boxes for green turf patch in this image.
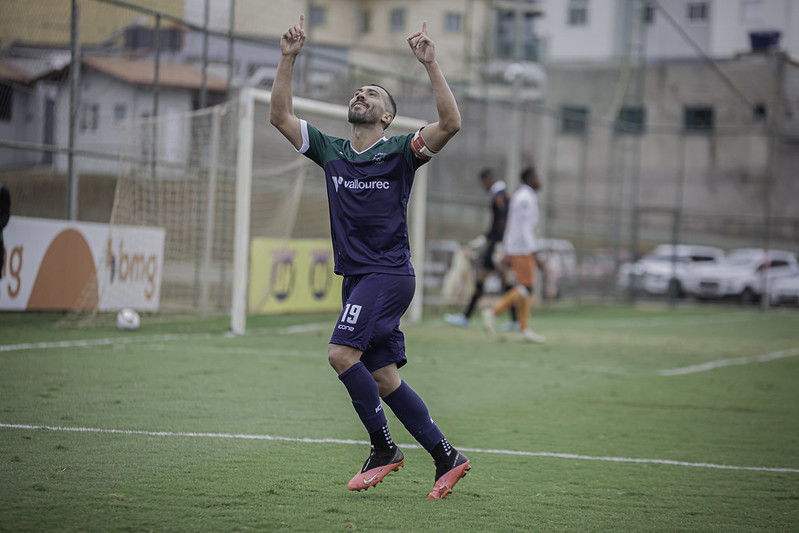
[1,305,798,531]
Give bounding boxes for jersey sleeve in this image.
[296,120,330,168]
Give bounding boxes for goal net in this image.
[109,103,239,316]
[107,89,428,334]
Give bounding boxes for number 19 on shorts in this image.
[338,304,362,332]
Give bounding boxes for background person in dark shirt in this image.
[445,168,518,329]
[0,184,10,280]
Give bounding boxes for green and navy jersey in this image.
[297,119,432,276]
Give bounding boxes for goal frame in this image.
[231,87,429,335]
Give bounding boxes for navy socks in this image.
[339,366,447,455]
[338,362,387,435]
[383,380,445,452]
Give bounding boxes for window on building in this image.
[495,9,540,61]
[568,0,588,26]
[0,84,12,121]
[80,103,99,132]
[359,9,371,34]
[445,12,463,33]
[113,103,127,125]
[741,0,764,22]
[687,2,709,22]
[125,27,183,52]
[247,63,269,77]
[308,5,326,27]
[615,106,646,134]
[390,8,405,33]
[561,106,589,134]
[683,106,714,132]
[642,3,655,24]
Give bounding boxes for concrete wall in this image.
[537,52,797,248]
[0,84,35,169]
[537,0,623,62]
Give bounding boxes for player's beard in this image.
[348,104,380,125]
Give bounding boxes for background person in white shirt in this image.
[482,167,546,343]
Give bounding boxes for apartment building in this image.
[535,0,799,63]
[184,0,798,75]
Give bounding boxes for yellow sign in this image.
[248,238,342,314]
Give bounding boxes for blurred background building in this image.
[1,0,797,307]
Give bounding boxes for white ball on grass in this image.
[116,308,141,331]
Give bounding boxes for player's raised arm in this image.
[270,14,307,149]
[407,21,461,152]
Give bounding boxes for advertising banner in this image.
[248,238,342,314]
[0,216,165,311]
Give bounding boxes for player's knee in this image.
[328,344,360,374]
[327,345,344,369]
[525,284,534,295]
[372,366,401,397]
[515,285,531,298]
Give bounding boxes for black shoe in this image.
[347,446,404,491]
[427,450,470,499]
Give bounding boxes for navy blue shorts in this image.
[329,273,415,372]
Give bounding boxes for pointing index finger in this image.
[422,21,427,34]
[299,13,305,29]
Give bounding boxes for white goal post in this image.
[231,87,429,335]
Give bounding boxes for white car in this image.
[768,273,799,306]
[682,248,799,303]
[617,244,724,297]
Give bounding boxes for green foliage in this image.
[1,305,798,531]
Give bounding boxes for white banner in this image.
[0,216,165,311]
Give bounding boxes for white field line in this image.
[0,333,214,353]
[660,347,799,376]
[561,312,761,330]
[2,422,797,474]
[264,323,331,334]
[0,324,331,353]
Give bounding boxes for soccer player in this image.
[444,167,517,329]
[482,167,547,343]
[270,15,470,499]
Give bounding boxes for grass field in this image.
[1,305,798,532]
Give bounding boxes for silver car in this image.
[768,273,799,306]
[617,244,724,298]
[682,248,799,304]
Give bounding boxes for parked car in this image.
[768,273,799,306]
[682,248,799,304]
[617,244,724,297]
